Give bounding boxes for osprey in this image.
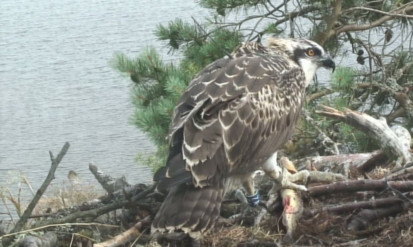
[152,37,335,234]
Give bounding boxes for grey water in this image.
[0,0,208,217]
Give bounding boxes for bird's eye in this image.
[307,49,315,56]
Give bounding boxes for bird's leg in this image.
[241,173,261,207]
[241,175,255,195]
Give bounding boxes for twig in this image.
[34,197,126,226]
[294,152,381,174]
[32,185,155,227]
[303,110,340,155]
[129,229,146,247]
[0,222,118,240]
[343,6,413,19]
[89,163,130,194]
[387,165,413,181]
[191,17,232,59]
[22,184,150,223]
[334,239,368,246]
[384,180,413,205]
[72,232,97,243]
[223,5,319,41]
[336,5,413,34]
[69,233,75,247]
[303,234,330,246]
[307,197,403,215]
[306,89,333,104]
[316,106,412,167]
[2,142,70,246]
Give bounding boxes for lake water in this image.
[0,0,208,217]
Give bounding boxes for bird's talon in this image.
[298,185,308,192]
[281,180,308,192]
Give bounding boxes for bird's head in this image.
[267,37,335,86]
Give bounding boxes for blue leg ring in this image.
[246,191,261,207]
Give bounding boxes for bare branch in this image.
[313,0,342,45]
[89,163,130,194]
[309,179,413,196]
[5,142,70,242]
[94,221,145,247]
[0,223,117,241]
[344,6,413,19]
[336,5,413,34]
[306,89,333,104]
[308,196,403,215]
[32,185,155,227]
[316,106,412,166]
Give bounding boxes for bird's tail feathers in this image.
[152,176,225,233]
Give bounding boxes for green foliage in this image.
[332,67,354,92]
[155,19,202,50]
[113,46,195,150]
[263,23,282,36]
[136,144,169,173]
[327,67,356,111]
[181,28,242,72]
[335,122,377,153]
[114,19,242,168]
[200,0,267,15]
[391,51,413,84]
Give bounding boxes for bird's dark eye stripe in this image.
[293,48,305,64]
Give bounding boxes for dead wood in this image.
[295,151,386,173]
[302,110,339,155]
[356,151,388,172]
[94,221,144,247]
[307,197,403,215]
[316,106,412,168]
[3,143,412,246]
[89,163,130,194]
[387,164,413,180]
[309,179,413,196]
[25,183,149,223]
[32,185,155,227]
[347,204,404,231]
[237,240,278,247]
[306,89,333,104]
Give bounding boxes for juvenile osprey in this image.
[152,37,335,234]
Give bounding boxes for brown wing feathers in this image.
[152,41,306,233]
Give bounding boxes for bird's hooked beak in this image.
[320,56,336,72]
